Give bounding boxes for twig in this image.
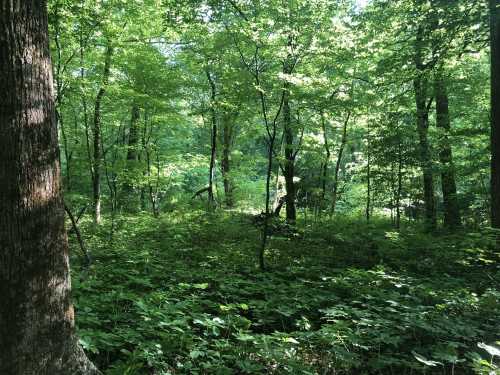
[64,203,92,269]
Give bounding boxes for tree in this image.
[434,68,461,228]
[206,69,218,209]
[220,110,238,208]
[414,19,437,230]
[491,0,500,228]
[121,103,141,210]
[92,41,113,224]
[331,112,351,216]
[428,0,461,229]
[282,54,298,224]
[0,1,99,373]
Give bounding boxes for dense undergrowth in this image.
[70,212,500,374]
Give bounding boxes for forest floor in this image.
[70,211,500,375]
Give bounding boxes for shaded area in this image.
[70,212,500,374]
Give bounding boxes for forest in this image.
[0,0,499,374]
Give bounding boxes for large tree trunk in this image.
[0,1,99,374]
[92,41,113,224]
[490,0,500,228]
[414,24,436,231]
[434,70,461,229]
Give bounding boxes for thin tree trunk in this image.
[282,59,297,224]
[206,70,217,209]
[273,138,284,211]
[256,66,284,271]
[122,104,140,210]
[331,112,350,216]
[390,162,396,225]
[92,41,113,224]
[140,110,149,211]
[320,113,331,212]
[490,0,500,228]
[64,204,92,267]
[102,125,120,217]
[153,145,161,217]
[396,136,403,230]
[145,143,154,212]
[261,131,276,270]
[80,34,94,191]
[58,110,73,190]
[434,69,461,228]
[0,1,99,373]
[145,141,160,217]
[53,2,73,191]
[366,122,371,222]
[221,112,235,208]
[414,24,436,230]
[127,105,140,162]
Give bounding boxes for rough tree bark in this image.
[414,23,436,230]
[92,41,113,224]
[490,0,500,228]
[0,1,100,373]
[434,69,461,229]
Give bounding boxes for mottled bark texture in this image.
[0,1,100,374]
[434,70,461,229]
[491,0,500,228]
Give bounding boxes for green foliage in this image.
[49,0,493,222]
[46,0,499,372]
[70,213,499,374]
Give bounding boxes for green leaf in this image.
[193,283,209,289]
[284,337,300,344]
[189,349,204,359]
